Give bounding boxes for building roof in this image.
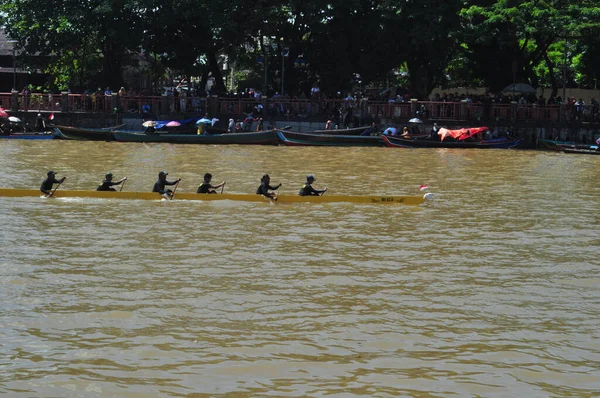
[0,28,18,57]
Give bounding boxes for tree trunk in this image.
[543,53,558,99]
[199,67,210,96]
[207,50,226,95]
[101,42,124,90]
[407,59,435,100]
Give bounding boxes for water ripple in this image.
[0,143,598,396]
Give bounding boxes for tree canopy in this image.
[1,0,599,98]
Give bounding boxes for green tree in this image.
[3,0,600,100]
[1,0,145,90]
[393,0,464,98]
[459,0,600,96]
[573,32,600,89]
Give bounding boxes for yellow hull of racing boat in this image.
[0,188,431,205]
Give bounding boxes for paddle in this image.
[272,182,282,201]
[221,182,225,194]
[170,180,180,200]
[47,178,65,198]
[119,178,127,192]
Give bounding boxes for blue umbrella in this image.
[502,83,536,94]
[196,118,212,125]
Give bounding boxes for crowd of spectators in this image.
[215,86,378,128]
[6,82,600,124]
[216,86,600,123]
[424,92,600,122]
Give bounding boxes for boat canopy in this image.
[438,126,488,141]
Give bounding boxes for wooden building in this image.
[0,28,49,92]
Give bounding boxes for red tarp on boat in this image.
[438,126,489,141]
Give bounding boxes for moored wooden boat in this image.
[536,138,590,151]
[112,130,279,145]
[382,135,523,149]
[312,126,372,135]
[395,133,431,140]
[55,125,119,141]
[538,138,569,151]
[55,125,228,141]
[562,147,600,155]
[0,132,56,140]
[0,188,431,205]
[151,125,227,135]
[276,130,384,147]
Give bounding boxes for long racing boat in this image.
[112,130,279,145]
[276,130,384,146]
[312,126,372,135]
[54,125,123,141]
[382,135,523,149]
[0,188,432,205]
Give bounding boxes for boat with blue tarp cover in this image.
[0,132,56,140]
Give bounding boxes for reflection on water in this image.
[0,141,599,396]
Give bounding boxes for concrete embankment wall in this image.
[12,110,600,148]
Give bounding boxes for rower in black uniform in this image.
[96,172,127,191]
[197,173,225,194]
[298,174,327,196]
[40,171,66,195]
[152,170,181,198]
[256,174,281,199]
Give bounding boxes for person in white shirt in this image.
[311,83,320,97]
[179,90,187,112]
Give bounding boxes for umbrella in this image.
[502,83,536,94]
[8,116,21,123]
[408,118,423,124]
[0,108,8,118]
[196,118,212,125]
[166,121,181,127]
[142,121,157,127]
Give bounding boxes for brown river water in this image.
[0,140,599,397]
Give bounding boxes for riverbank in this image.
[6,109,600,149]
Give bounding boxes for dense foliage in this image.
[1,0,599,98]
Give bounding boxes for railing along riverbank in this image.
[1,92,599,124]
